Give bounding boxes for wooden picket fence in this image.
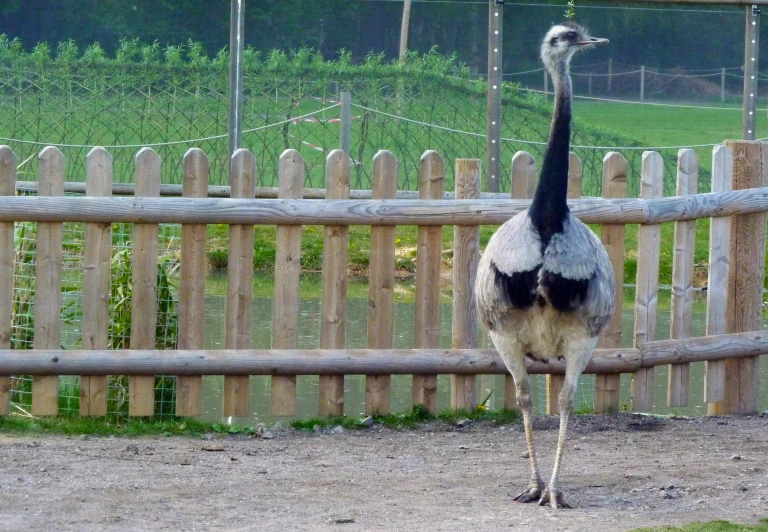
[0,141,766,419]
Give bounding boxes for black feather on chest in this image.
[491,262,590,313]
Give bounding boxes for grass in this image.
[290,404,520,431]
[0,414,217,437]
[632,519,768,532]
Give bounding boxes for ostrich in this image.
[475,23,613,509]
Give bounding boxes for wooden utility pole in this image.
[486,0,503,193]
[742,4,760,139]
[399,0,412,64]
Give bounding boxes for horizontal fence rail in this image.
[2,189,768,226]
[0,330,767,375]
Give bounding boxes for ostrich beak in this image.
[574,37,608,46]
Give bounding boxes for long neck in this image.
[529,58,572,246]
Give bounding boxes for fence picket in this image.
[80,148,113,416]
[712,140,767,415]
[705,145,732,406]
[595,152,627,413]
[0,146,15,415]
[176,148,209,417]
[366,150,398,415]
[319,150,350,416]
[413,151,445,413]
[223,149,257,417]
[32,147,65,416]
[546,153,584,414]
[632,151,663,412]
[451,159,480,411]
[129,148,161,416]
[506,151,537,409]
[667,149,698,407]
[272,150,304,416]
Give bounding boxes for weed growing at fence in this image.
[290,405,520,431]
[0,414,215,437]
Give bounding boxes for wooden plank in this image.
[505,151,538,409]
[631,151,664,413]
[32,147,65,416]
[546,152,584,414]
[80,147,112,416]
[366,150,398,415]
[595,152,626,413]
[667,149,698,407]
[712,140,768,415]
[8,329,768,376]
[413,151,445,413]
[129,148,161,417]
[8,189,768,227]
[510,151,537,201]
[318,150,350,416]
[451,158,480,412]
[271,149,304,416]
[705,145,732,406]
[0,146,15,415]
[223,149,257,417]
[176,148,209,417]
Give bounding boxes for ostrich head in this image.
[540,22,607,74]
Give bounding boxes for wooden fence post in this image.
[272,149,304,416]
[705,145,732,407]
[176,148,209,417]
[0,146,15,415]
[223,149,257,417]
[319,149,350,416]
[452,158,480,412]
[548,153,585,414]
[129,148,161,417]
[366,150,398,415]
[667,149,698,407]
[631,151,663,412]
[506,151,538,409]
[32,147,64,416]
[595,152,626,413]
[710,140,767,415]
[80,147,113,416]
[413,151,445,413]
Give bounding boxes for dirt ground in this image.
[1,413,767,532]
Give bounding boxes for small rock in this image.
[573,444,581,451]
[125,444,139,455]
[331,518,355,524]
[731,455,742,461]
[662,490,678,500]
[179,459,191,466]
[456,419,471,428]
[359,416,375,428]
[261,431,275,440]
[313,424,322,433]
[330,426,344,435]
[717,421,728,426]
[520,451,530,459]
[79,435,91,441]
[739,486,748,492]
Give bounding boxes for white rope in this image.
[353,102,746,151]
[524,88,760,112]
[0,104,340,149]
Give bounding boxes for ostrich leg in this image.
[539,340,596,509]
[513,374,545,503]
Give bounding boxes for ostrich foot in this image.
[514,485,544,503]
[538,488,572,509]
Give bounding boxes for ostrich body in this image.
[475,23,613,509]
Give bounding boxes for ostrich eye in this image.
[566,31,577,40]
[550,37,558,45]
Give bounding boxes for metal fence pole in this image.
[340,91,351,155]
[486,0,503,193]
[743,4,760,139]
[227,0,246,182]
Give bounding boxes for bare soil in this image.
[1,413,767,531]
